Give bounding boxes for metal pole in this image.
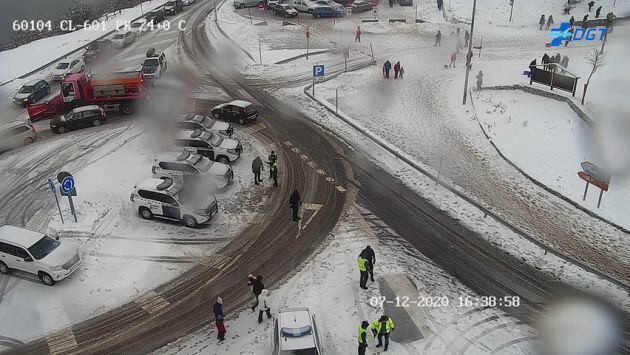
[312,79,315,97]
[68,196,78,223]
[436,154,444,184]
[259,42,262,63]
[140,1,144,16]
[462,0,477,105]
[583,181,589,200]
[335,89,338,112]
[344,55,347,71]
[600,30,607,54]
[597,189,603,208]
[370,43,374,64]
[509,0,514,22]
[249,7,253,24]
[215,7,218,21]
[53,192,64,224]
[415,4,418,20]
[306,37,310,59]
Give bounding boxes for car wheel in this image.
[239,3,245,8]
[218,156,230,164]
[238,118,246,125]
[0,261,9,274]
[40,272,55,286]
[23,137,34,145]
[57,127,67,134]
[139,207,153,220]
[93,119,102,127]
[183,215,198,228]
[308,9,313,13]
[121,104,133,115]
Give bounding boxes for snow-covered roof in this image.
[278,308,317,351]
[229,100,253,108]
[0,225,45,248]
[135,178,181,194]
[72,105,101,113]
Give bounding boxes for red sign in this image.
[578,171,609,191]
[258,3,265,10]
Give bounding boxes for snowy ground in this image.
[157,205,537,355]
[0,120,273,349]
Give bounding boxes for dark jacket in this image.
[213,302,224,320]
[384,61,392,70]
[252,276,264,296]
[289,191,300,208]
[252,157,264,173]
[268,152,278,165]
[360,247,376,265]
[271,163,278,178]
[529,59,537,69]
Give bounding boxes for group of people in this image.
[535,52,570,72]
[248,274,273,323]
[358,315,395,354]
[252,150,279,187]
[382,60,404,79]
[538,14,555,30]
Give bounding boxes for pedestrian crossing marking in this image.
[134,291,171,315]
[46,327,78,355]
[241,123,267,134]
[297,203,324,237]
[291,147,300,153]
[300,154,309,160]
[284,141,293,146]
[326,177,336,183]
[316,169,326,175]
[307,161,317,168]
[336,186,347,193]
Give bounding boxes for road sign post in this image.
[48,178,64,224]
[312,64,325,97]
[577,161,610,208]
[58,171,78,222]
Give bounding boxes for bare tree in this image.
[582,47,606,105]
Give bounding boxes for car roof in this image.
[0,120,29,130]
[228,100,253,107]
[135,178,181,194]
[155,150,201,163]
[278,308,316,350]
[72,105,101,113]
[175,129,200,139]
[0,225,45,248]
[24,78,44,86]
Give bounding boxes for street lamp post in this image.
[140,1,144,16]
[462,0,477,105]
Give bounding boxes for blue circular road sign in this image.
[61,176,75,194]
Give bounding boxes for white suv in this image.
[177,113,233,138]
[142,48,167,79]
[174,129,242,163]
[0,225,81,286]
[152,150,234,189]
[292,0,319,13]
[273,308,323,354]
[130,177,219,227]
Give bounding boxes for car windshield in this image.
[131,22,143,28]
[143,59,159,67]
[27,236,61,260]
[18,85,35,93]
[209,133,223,146]
[165,1,176,5]
[56,62,70,69]
[113,34,124,39]
[282,348,319,355]
[282,4,292,8]
[86,43,101,50]
[194,157,213,172]
[199,116,214,128]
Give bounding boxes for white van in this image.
[0,225,81,286]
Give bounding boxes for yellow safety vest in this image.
[357,257,368,271]
[371,318,395,334]
[358,326,367,344]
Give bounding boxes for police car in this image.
[152,150,234,189]
[176,113,233,138]
[174,129,242,163]
[273,308,323,355]
[130,177,219,227]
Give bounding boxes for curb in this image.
[274,49,333,64]
[469,85,630,236]
[302,70,630,292]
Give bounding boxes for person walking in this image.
[360,246,376,282]
[476,70,483,91]
[248,274,265,311]
[569,15,575,28]
[436,0,442,11]
[449,51,456,68]
[606,12,616,32]
[542,53,550,70]
[582,14,589,29]
[565,27,574,46]
[357,254,369,289]
[434,30,442,47]
[358,321,370,355]
[464,30,470,48]
[252,156,264,185]
[398,66,404,79]
[539,14,546,30]
[289,190,301,221]
[271,162,279,187]
[393,61,401,79]
[383,60,392,78]
[371,315,395,351]
[595,5,602,18]
[213,297,226,341]
[355,26,361,42]
[560,55,569,72]
[588,0,595,12]
[267,151,278,178]
[257,289,272,323]
[546,15,554,30]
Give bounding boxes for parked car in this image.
[82,39,114,63]
[267,0,282,8]
[177,113,233,137]
[272,308,323,355]
[52,58,84,81]
[234,0,264,8]
[398,0,413,5]
[351,0,373,13]
[50,105,106,134]
[111,31,135,48]
[292,0,319,13]
[13,79,50,106]
[0,225,81,286]
[145,9,166,24]
[130,18,149,36]
[0,121,37,152]
[182,0,196,5]
[174,129,242,163]
[164,0,184,15]
[273,3,299,17]
[314,0,343,10]
[130,177,219,227]
[312,5,343,17]
[211,100,259,125]
[142,48,168,79]
[152,150,234,189]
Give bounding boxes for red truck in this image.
[27,71,148,121]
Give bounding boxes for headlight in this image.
[23,98,29,102]
[194,209,209,215]
[50,265,63,271]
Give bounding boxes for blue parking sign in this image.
[313,65,325,77]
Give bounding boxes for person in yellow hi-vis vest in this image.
[357,255,368,290]
[357,320,369,355]
[371,315,395,351]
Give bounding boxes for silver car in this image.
[0,121,37,152]
[234,0,264,8]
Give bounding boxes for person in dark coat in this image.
[360,246,376,282]
[539,14,546,30]
[383,60,392,78]
[553,53,561,71]
[434,30,441,47]
[252,156,264,185]
[267,151,278,178]
[213,297,226,341]
[546,15,554,30]
[569,16,575,28]
[270,162,279,187]
[393,61,401,79]
[289,190,301,221]
[565,28,574,46]
[588,0,595,11]
[529,59,537,70]
[436,0,442,11]
[476,70,483,91]
[582,14,589,29]
[248,274,265,311]
[542,53,550,70]
[464,30,470,47]
[595,5,602,18]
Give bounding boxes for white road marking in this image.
[336,186,347,193]
[326,177,336,183]
[297,203,323,237]
[316,169,326,175]
[283,141,293,146]
[307,161,317,168]
[46,328,78,355]
[134,290,170,315]
[291,147,300,153]
[300,154,309,160]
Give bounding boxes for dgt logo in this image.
[549,22,608,47]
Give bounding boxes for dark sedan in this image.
[13,79,50,106]
[352,0,373,12]
[50,105,106,134]
[146,9,166,24]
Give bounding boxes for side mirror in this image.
[24,257,33,262]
